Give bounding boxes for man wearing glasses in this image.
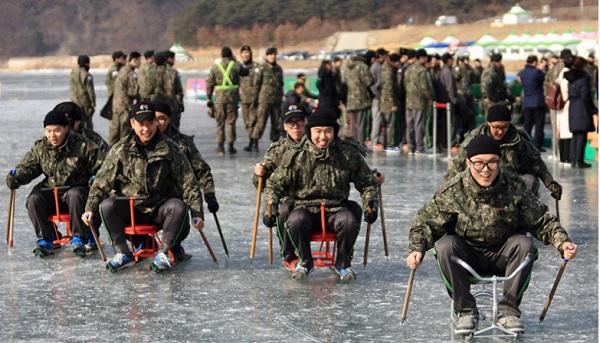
[406,135,577,335]
[447,104,562,200]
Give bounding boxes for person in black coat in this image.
[565,56,598,168]
[317,60,341,117]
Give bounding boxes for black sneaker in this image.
[228,143,237,154]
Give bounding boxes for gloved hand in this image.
[6,168,18,190]
[262,211,277,228]
[205,193,219,213]
[363,200,378,224]
[548,181,562,200]
[206,100,214,108]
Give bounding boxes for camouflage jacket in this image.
[404,62,433,111]
[85,131,204,219]
[164,124,215,195]
[379,61,399,113]
[264,138,378,214]
[69,67,96,111]
[106,63,121,97]
[481,64,508,102]
[152,65,180,116]
[112,64,139,113]
[343,57,373,111]
[253,135,307,188]
[9,132,104,189]
[138,63,156,99]
[239,60,261,104]
[447,124,555,187]
[409,169,570,253]
[258,62,284,104]
[206,57,247,104]
[171,66,185,113]
[81,128,109,153]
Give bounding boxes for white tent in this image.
[502,4,532,25]
[442,35,459,44]
[419,36,437,47]
[169,43,192,61]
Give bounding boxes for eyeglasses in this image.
[468,158,500,172]
[285,121,304,128]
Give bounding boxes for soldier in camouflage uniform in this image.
[206,46,249,155]
[481,53,510,115]
[69,55,96,130]
[152,51,182,129]
[238,45,262,152]
[404,49,433,153]
[5,109,104,257]
[166,51,185,128]
[138,50,156,99]
[109,51,141,145]
[106,51,126,99]
[407,135,577,335]
[263,109,379,281]
[377,53,401,149]
[254,47,284,144]
[54,101,109,153]
[342,55,373,145]
[153,100,219,215]
[447,104,562,198]
[82,101,205,272]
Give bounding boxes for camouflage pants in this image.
[380,112,396,147]
[108,109,132,145]
[241,103,258,137]
[370,99,383,144]
[345,109,367,144]
[82,106,94,130]
[214,103,238,145]
[253,102,281,142]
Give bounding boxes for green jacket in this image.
[81,128,109,153]
[138,63,156,99]
[112,64,139,114]
[409,169,570,253]
[164,124,215,196]
[105,63,121,97]
[404,62,432,111]
[9,132,104,189]
[447,124,555,188]
[258,62,284,104]
[253,135,307,188]
[69,67,96,113]
[239,60,261,104]
[379,61,399,113]
[152,65,182,116]
[85,131,204,219]
[481,64,508,102]
[343,56,373,111]
[206,57,247,104]
[264,138,378,214]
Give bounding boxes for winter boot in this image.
[228,143,237,154]
[151,252,172,272]
[215,144,225,155]
[243,139,253,152]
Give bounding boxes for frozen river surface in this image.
[0,72,596,342]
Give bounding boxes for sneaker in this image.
[170,244,192,263]
[85,236,98,252]
[106,253,134,272]
[33,239,54,257]
[334,266,357,282]
[152,252,172,272]
[454,313,478,335]
[384,146,401,153]
[71,236,86,257]
[282,257,298,272]
[497,313,524,334]
[291,264,312,280]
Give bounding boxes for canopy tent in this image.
[502,4,532,25]
[475,34,498,47]
[418,36,437,47]
[169,42,192,61]
[442,35,459,44]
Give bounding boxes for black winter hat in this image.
[77,55,90,67]
[143,50,154,59]
[112,51,126,60]
[266,47,278,55]
[152,100,171,117]
[53,101,82,122]
[130,101,155,122]
[466,135,501,158]
[416,49,428,58]
[240,45,252,53]
[43,109,69,127]
[487,104,511,122]
[221,46,233,58]
[490,52,503,62]
[306,108,339,139]
[154,51,167,65]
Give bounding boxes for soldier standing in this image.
[255,47,284,144]
[139,50,156,99]
[377,53,401,150]
[6,110,104,257]
[238,45,262,152]
[206,46,249,154]
[403,49,433,154]
[109,51,141,145]
[69,55,96,130]
[481,53,510,114]
[166,50,185,128]
[342,54,373,145]
[407,135,577,335]
[106,51,126,99]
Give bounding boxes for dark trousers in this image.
[276,199,295,260]
[286,203,361,269]
[100,198,190,255]
[522,107,546,148]
[570,132,587,164]
[434,235,536,317]
[559,138,572,162]
[26,186,93,241]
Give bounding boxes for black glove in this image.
[548,181,562,200]
[205,193,219,213]
[206,100,214,108]
[262,212,277,228]
[6,168,18,190]
[363,200,378,224]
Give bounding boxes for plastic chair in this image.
[119,196,164,263]
[309,202,337,268]
[43,186,72,246]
